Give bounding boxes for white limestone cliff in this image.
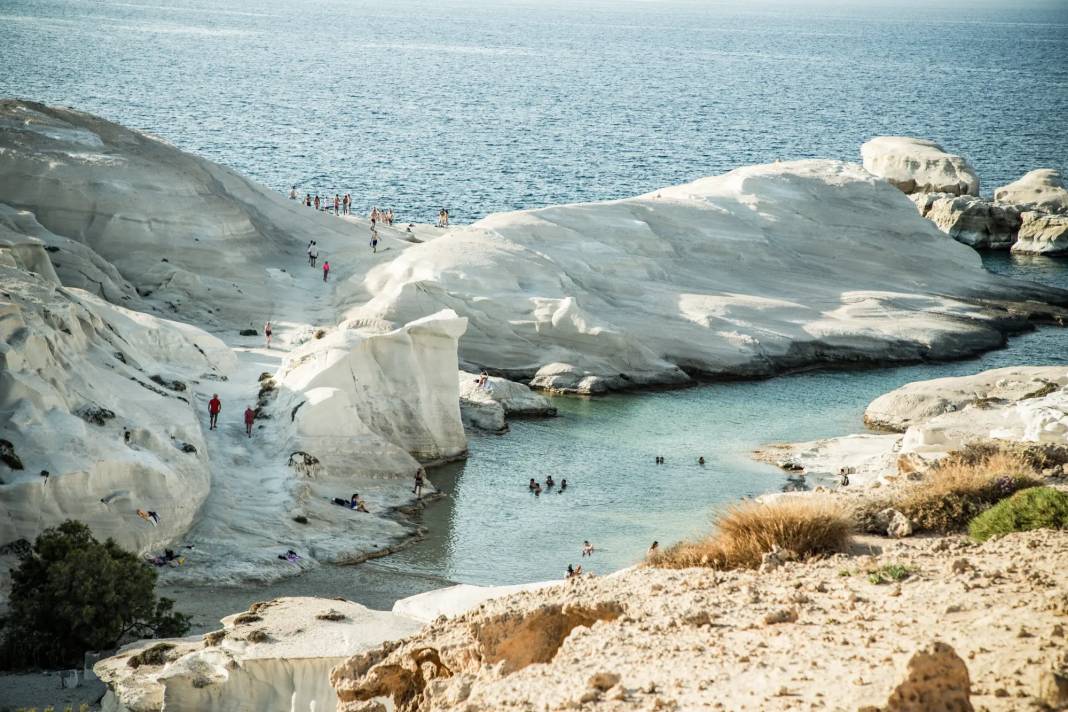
[0,234,231,553]
[95,597,423,712]
[343,159,1064,393]
[861,136,980,196]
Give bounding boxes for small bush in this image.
[245,629,270,643]
[856,450,1040,534]
[232,613,262,625]
[127,642,175,668]
[315,609,346,622]
[968,487,1068,541]
[867,563,913,585]
[203,630,226,647]
[648,497,851,570]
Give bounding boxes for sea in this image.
[3,0,1068,618]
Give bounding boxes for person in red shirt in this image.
[244,406,255,438]
[208,394,221,430]
[322,260,330,282]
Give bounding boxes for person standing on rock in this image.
[208,394,221,430]
[370,228,379,254]
[264,321,273,349]
[322,260,330,282]
[289,186,297,200]
[314,195,320,211]
[309,241,318,267]
[334,194,340,215]
[244,405,255,438]
[412,468,425,498]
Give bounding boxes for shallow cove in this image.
[161,253,1068,630]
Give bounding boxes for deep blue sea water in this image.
[4,0,1068,605]
[2,0,1067,223]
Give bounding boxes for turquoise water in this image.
[376,253,1068,585]
[3,0,1066,223]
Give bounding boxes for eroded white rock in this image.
[861,137,980,196]
[995,169,1068,214]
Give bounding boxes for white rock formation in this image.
[759,367,1068,486]
[861,137,980,196]
[910,193,1020,250]
[95,597,423,712]
[1011,212,1068,256]
[0,99,366,328]
[278,312,469,465]
[0,236,232,552]
[995,169,1068,214]
[458,370,556,431]
[864,366,1068,432]
[392,580,562,623]
[342,160,1062,393]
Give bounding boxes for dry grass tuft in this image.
[648,497,851,570]
[892,451,1039,533]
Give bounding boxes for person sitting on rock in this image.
[350,493,368,512]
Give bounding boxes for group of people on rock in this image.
[369,206,394,227]
[528,476,567,496]
[306,240,330,280]
[291,187,355,217]
[206,394,258,438]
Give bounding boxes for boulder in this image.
[1038,669,1068,709]
[912,193,1021,250]
[458,370,556,432]
[1011,212,1068,256]
[887,510,914,539]
[995,169,1068,214]
[861,137,979,196]
[874,641,973,711]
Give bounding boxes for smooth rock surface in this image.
[861,136,980,196]
[342,160,1061,393]
[995,169,1068,214]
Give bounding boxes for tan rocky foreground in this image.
[329,530,1068,712]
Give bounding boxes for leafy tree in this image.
[0,520,190,669]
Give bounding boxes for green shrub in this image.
[867,563,914,585]
[0,520,190,670]
[968,487,1068,541]
[880,450,1038,533]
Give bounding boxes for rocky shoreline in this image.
[2,99,1068,711]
